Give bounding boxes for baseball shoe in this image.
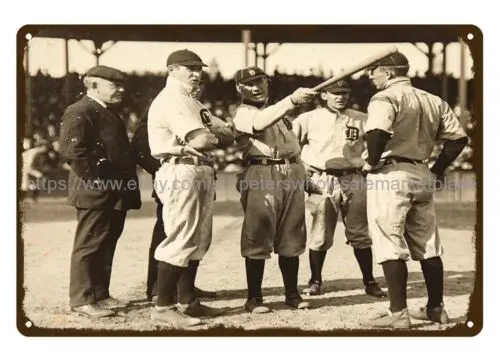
[71,304,115,318]
[96,297,130,309]
[194,287,217,300]
[151,306,203,328]
[302,281,321,296]
[362,308,411,329]
[285,295,310,309]
[409,303,449,324]
[365,282,387,298]
[244,298,271,314]
[179,298,226,318]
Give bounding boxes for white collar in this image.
[165,77,193,96]
[87,93,107,108]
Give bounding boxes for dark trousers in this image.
[146,201,166,298]
[69,208,126,308]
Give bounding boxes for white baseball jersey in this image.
[148,77,227,159]
[292,107,367,170]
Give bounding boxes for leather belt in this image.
[247,156,298,166]
[160,156,214,167]
[386,156,426,165]
[308,165,360,178]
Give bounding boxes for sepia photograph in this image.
[17,24,481,336]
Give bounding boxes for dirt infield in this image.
[19,199,477,335]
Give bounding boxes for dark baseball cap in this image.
[324,80,351,93]
[371,51,410,68]
[167,49,207,67]
[234,66,267,84]
[84,65,127,83]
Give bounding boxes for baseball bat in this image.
[312,46,399,92]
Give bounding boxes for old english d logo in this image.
[345,126,360,141]
[200,109,212,127]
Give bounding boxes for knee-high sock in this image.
[381,260,408,313]
[245,258,265,300]
[420,257,444,309]
[279,256,299,298]
[156,262,186,307]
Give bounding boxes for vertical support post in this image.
[254,42,259,67]
[262,43,268,73]
[459,37,468,124]
[441,42,448,102]
[242,29,251,67]
[64,38,69,75]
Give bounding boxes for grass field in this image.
[19,198,478,335]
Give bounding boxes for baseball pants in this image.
[305,170,372,251]
[238,163,307,259]
[366,160,442,264]
[154,162,215,267]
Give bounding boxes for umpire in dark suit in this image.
[131,105,216,303]
[59,66,141,318]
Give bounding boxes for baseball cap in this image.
[234,66,267,84]
[371,51,410,69]
[324,80,351,93]
[84,65,127,83]
[167,49,208,67]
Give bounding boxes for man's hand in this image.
[181,145,206,158]
[432,171,446,191]
[209,122,235,148]
[290,88,318,105]
[362,161,385,175]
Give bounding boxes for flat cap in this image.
[234,66,267,84]
[84,65,127,83]
[324,80,351,93]
[372,51,410,68]
[167,49,207,67]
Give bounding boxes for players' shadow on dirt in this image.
[214,270,476,308]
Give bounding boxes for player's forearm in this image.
[252,96,296,132]
[186,130,219,151]
[365,129,392,165]
[430,137,469,175]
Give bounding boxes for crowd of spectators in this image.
[22,69,476,200]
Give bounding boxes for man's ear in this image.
[235,83,242,93]
[385,68,395,80]
[320,92,328,101]
[167,65,176,75]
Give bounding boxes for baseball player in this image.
[232,66,317,314]
[292,80,386,298]
[361,52,468,328]
[147,49,234,327]
[130,107,216,303]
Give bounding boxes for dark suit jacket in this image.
[130,112,161,204]
[59,95,142,211]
